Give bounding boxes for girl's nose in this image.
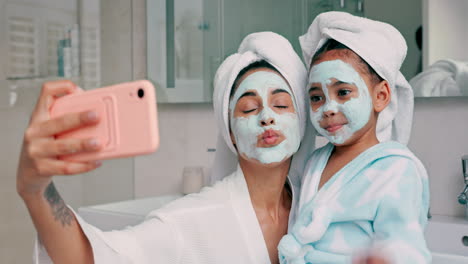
[321,100,338,118]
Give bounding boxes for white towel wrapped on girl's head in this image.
[299,11,414,145]
[410,59,468,97]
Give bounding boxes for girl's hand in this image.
[353,255,390,264]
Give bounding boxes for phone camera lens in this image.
[137,88,144,98]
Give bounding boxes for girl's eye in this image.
[310,95,323,103]
[338,89,352,97]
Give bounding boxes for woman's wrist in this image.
[17,176,51,202]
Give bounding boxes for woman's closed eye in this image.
[236,96,260,115]
[242,108,257,114]
[270,94,293,112]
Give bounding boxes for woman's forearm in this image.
[21,182,94,264]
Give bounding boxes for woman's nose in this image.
[260,117,275,126]
[323,110,336,118]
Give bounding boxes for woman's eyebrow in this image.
[238,91,257,100]
[271,88,291,95]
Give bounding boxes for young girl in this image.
[278,12,430,264]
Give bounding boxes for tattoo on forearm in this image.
[44,183,73,227]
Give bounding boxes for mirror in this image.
[416,0,468,97]
[147,0,209,103]
[146,0,468,103]
[147,0,366,103]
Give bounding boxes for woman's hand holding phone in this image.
[17,80,103,198]
[16,79,159,263]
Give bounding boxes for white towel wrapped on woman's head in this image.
[299,11,414,145]
[210,31,312,187]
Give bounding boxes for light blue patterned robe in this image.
[278,141,431,264]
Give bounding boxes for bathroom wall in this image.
[0,83,41,263]
[409,97,468,217]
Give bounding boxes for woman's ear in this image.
[230,132,236,146]
[228,110,237,147]
[372,80,391,113]
[229,126,237,148]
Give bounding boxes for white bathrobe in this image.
[34,167,296,264]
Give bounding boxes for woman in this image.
[16,32,312,264]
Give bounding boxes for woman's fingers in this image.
[36,159,102,177]
[27,110,99,139]
[29,137,101,158]
[17,80,101,197]
[31,80,78,123]
[39,80,77,105]
[75,86,84,93]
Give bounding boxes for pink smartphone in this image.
[50,80,159,162]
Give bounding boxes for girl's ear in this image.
[372,80,391,113]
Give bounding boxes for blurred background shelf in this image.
[2,0,100,90]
